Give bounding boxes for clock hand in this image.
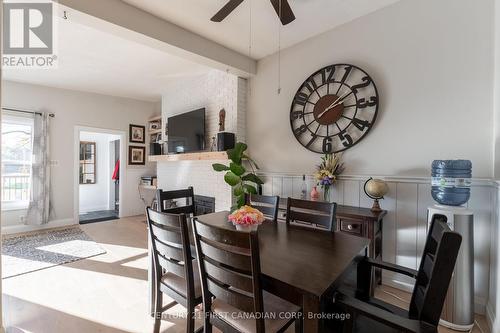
[317,90,353,119]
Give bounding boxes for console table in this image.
[278,198,387,284]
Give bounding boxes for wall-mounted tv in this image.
[167,108,205,154]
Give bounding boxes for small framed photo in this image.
[129,124,145,143]
[149,120,161,131]
[128,146,146,165]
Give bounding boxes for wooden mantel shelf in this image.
[148,151,228,162]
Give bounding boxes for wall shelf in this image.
[148,151,228,162]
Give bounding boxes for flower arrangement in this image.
[314,154,344,201]
[228,205,265,230]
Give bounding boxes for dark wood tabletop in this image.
[195,211,370,332]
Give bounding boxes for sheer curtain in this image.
[26,112,51,225]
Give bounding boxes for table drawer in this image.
[339,219,364,236]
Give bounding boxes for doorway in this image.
[74,127,125,224]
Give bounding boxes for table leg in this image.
[302,294,321,333]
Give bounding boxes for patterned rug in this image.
[2,227,106,279]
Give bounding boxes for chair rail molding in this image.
[257,172,494,316]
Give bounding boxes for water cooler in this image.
[427,206,474,331]
[428,160,474,331]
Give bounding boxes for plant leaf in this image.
[243,184,258,194]
[224,171,241,186]
[233,184,244,197]
[237,194,245,208]
[230,162,246,176]
[242,173,264,185]
[212,163,229,172]
[227,142,248,163]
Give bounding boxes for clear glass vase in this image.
[323,185,331,202]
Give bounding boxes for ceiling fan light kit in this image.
[211,0,295,25]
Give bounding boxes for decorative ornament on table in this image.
[314,153,344,201]
[212,142,264,212]
[310,186,320,201]
[363,177,389,212]
[228,205,265,231]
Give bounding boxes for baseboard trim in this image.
[486,301,496,333]
[1,218,76,235]
[383,273,487,315]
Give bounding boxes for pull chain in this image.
[277,0,282,95]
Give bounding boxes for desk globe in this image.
[363,178,389,212]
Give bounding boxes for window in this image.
[1,114,34,210]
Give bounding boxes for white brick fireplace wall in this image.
[156,70,246,211]
[156,160,232,212]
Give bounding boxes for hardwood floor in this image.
[2,216,490,333]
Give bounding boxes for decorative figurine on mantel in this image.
[314,153,344,201]
[363,178,389,212]
[216,108,236,151]
[219,109,226,132]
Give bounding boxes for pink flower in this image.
[228,205,265,226]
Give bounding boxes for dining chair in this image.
[245,193,280,222]
[156,187,196,215]
[192,218,303,333]
[333,214,462,333]
[146,208,202,333]
[286,198,337,232]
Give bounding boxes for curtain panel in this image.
[27,112,51,225]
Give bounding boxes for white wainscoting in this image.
[258,173,493,315]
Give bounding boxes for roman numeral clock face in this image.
[290,64,379,154]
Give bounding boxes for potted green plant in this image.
[212,142,264,211]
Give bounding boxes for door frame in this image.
[73,126,126,223]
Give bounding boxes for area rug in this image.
[2,227,106,279]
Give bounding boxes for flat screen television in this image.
[167,108,205,153]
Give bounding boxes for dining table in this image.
[148,211,370,333]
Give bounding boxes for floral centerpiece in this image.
[228,205,265,231]
[314,154,344,201]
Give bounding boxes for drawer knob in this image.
[347,224,353,230]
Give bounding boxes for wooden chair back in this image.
[286,198,337,232]
[409,214,462,326]
[245,193,280,222]
[156,187,196,215]
[192,218,266,332]
[146,208,196,299]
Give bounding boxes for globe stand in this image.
[363,177,388,213]
[371,198,382,213]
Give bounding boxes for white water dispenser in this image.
[427,205,474,331]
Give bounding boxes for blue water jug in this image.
[431,160,471,206]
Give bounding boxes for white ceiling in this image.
[3,18,211,102]
[121,0,402,59]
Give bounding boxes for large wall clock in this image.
[290,64,379,154]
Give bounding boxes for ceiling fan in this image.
[211,0,296,25]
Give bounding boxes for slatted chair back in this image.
[286,198,337,232]
[245,193,280,222]
[156,187,196,215]
[192,218,266,333]
[146,208,196,299]
[409,214,462,326]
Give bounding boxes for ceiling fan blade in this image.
[270,0,296,25]
[211,0,245,22]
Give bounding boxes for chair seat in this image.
[212,291,300,333]
[160,260,202,299]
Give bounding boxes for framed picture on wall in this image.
[129,146,146,165]
[129,124,145,143]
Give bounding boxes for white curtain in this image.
[26,112,51,225]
